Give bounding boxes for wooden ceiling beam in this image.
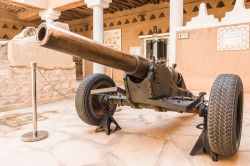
[60,13,75,21]
[105,7,117,14]
[55,1,83,11]
[16,1,84,21]
[0,8,19,20]
[0,0,42,10]
[134,0,146,5]
[127,0,142,6]
[0,0,200,22]
[16,9,39,21]
[108,3,123,11]
[74,6,92,15]
[112,0,133,9]
[63,10,82,19]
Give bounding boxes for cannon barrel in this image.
[36,23,149,80]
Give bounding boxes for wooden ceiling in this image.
[0,0,40,13]
[60,0,169,21]
[0,0,233,22]
[107,0,167,13]
[59,0,238,21]
[60,5,92,21]
[0,1,26,13]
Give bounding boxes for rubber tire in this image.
[208,74,243,156]
[75,73,116,126]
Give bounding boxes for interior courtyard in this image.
[0,0,250,165]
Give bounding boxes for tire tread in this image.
[208,74,243,156]
[75,73,115,126]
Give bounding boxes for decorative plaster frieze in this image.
[221,0,250,25]
[217,25,249,51]
[184,3,219,29]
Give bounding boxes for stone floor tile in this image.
[0,95,250,166]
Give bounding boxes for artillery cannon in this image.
[36,23,244,161]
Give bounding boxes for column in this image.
[169,0,183,66]
[39,8,70,31]
[85,0,112,74]
[39,8,61,24]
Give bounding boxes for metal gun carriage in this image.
[36,23,244,161]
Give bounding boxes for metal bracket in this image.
[95,103,121,135]
[190,106,218,161]
[91,87,126,95]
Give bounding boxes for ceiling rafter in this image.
[0,0,238,22]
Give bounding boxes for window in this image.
[146,39,168,61]
[140,33,169,64]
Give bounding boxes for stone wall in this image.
[0,66,76,112]
[0,29,76,112]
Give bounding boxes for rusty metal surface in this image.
[36,23,149,80]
